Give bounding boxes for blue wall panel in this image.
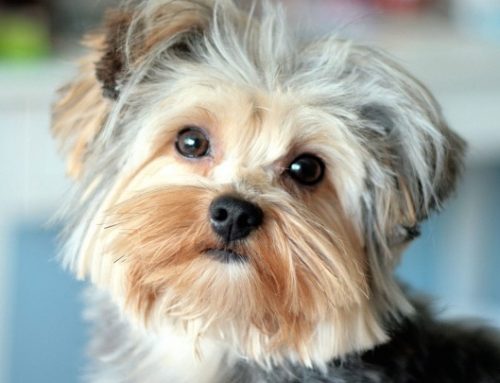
[9,224,85,383]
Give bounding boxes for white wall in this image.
[0,61,73,383]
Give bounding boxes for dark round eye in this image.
[175,127,210,158]
[287,154,325,185]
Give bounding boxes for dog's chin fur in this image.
[51,0,500,382]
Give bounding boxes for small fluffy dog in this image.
[52,0,500,382]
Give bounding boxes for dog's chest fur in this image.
[86,290,500,383]
[85,290,236,382]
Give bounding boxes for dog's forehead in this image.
[215,90,294,162]
[169,81,334,165]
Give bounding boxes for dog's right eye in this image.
[287,154,325,186]
[175,127,210,158]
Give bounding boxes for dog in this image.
[52,0,500,381]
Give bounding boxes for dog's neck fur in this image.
[86,288,237,383]
[85,288,500,383]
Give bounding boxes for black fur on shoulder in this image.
[227,300,500,383]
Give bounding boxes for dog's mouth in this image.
[204,248,248,264]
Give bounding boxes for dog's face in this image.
[53,0,465,367]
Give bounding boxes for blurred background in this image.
[1,0,499,382]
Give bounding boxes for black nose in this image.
[209,195,263,243]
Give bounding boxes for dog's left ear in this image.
[52,2,214,178]
[431,127,466,208]
[355,47,466,246]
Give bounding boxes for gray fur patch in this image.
[360,104,394,133]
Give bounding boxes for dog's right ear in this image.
[52,31,113,179]
[52,2,214,178]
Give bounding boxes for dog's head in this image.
[53,0,465,367]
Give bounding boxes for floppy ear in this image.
[354,47,466,248]
[52,32,112,179]
[360,102,466,222]
[347,47,467,317]
[431,126,466,208]
[52,1,214,178]
[52,9,137,178]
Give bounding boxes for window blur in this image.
[1,0,499,382]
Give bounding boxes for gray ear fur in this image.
[360,103,394,134]
[95,1,215,100]
[359,99,465,251]
[360,100,466,225]
[431,126,467,209]
[95,11,132,100]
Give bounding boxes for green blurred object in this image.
[0,13,50,60]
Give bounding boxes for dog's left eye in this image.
[287,154,325,186]
[175,127,210,158]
